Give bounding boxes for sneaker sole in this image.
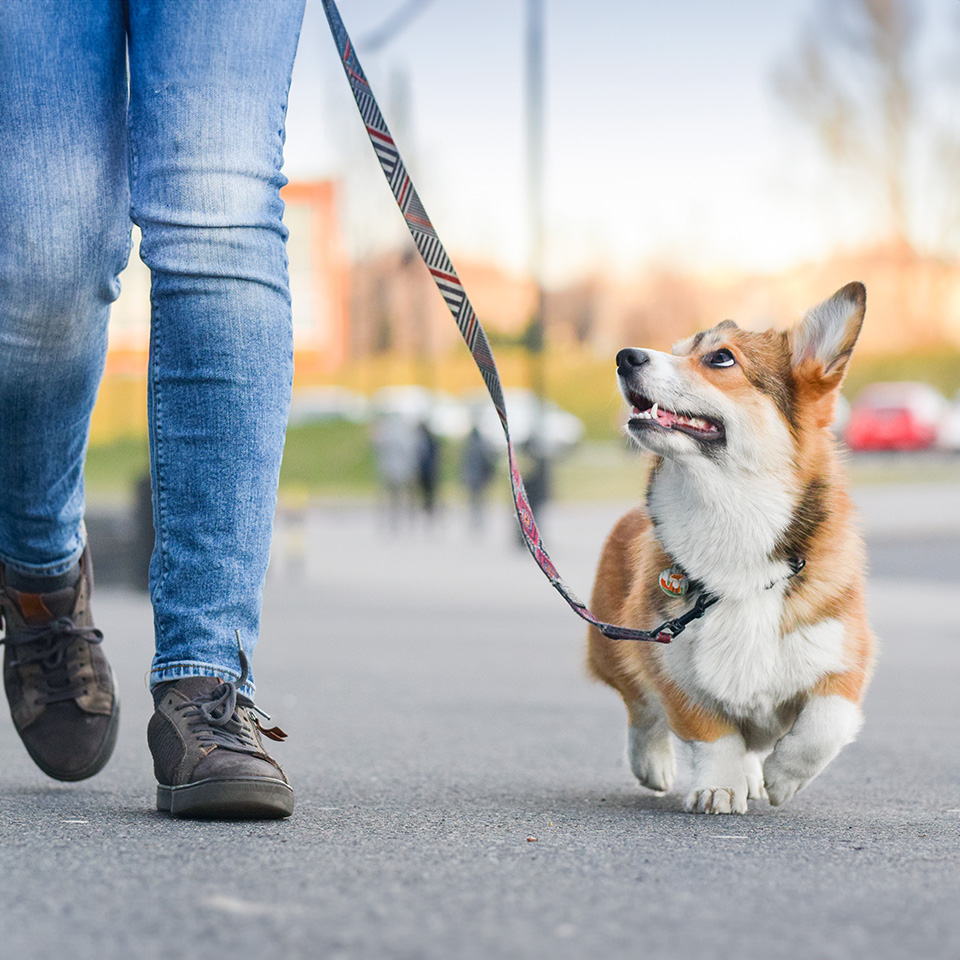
[157,776,294,819]
[25,699,120,783]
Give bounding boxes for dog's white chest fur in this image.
[649,459,847,721]
[664,601,847,719]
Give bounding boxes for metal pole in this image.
[525,0,545,398]
[524,0,550,515]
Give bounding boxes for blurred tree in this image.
[773,0,919,253]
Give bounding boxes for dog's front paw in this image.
[628,724,676,793]
[763,696,863,807]
[686,736,749,813]
[762,755,806,807]
[684,786,748,815]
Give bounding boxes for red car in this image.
[844,382,947,451]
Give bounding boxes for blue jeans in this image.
[0,0,305,696]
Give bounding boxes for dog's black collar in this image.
[604,555,807,645]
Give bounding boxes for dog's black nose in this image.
[616,348,649,373]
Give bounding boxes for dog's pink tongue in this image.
[656,407,679,428]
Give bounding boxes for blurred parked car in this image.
[844,382,947,452]
[469,388,585,458]
[288,387,368,426]
[937,390,960,452]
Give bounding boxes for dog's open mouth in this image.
[627,393,724,442]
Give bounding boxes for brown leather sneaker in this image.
[0,548,119,781]
[148,652,293,819]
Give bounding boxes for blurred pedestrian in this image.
[415,420,441,519]
[372,414,419,529]
[0,0,304,818]
[460,425,496,529]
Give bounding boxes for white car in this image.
[937,390,960,452]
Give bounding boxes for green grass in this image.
[84,436,150,505]
[82,423,382,505]
[279,420,379,497]
[550,441,650,501]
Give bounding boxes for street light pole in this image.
[525,0,545,402]
[523,0,551,519]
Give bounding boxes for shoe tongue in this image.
[10,585,77,624]
[173,676,229,699]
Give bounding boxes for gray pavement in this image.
[1,483,958,960]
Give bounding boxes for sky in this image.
[283,0,957,284]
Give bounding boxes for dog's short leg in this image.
[626,698,675,793]
[763,695,862,806]
[744,752,767,800]
[686,735,749,814]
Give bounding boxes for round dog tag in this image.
[659,565,689,597]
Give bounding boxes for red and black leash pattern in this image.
[321,0,675,642]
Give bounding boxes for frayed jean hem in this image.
[149,661,255,701]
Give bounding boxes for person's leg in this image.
[0,0,130,575]
[128,0,304,697]
[0,0,128,780]
[128,0,304,817]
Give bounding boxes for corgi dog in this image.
[587,282,875,814]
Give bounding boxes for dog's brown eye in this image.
[704,349,736,368]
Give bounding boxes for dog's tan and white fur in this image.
[587,282,875,814]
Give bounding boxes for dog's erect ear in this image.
[791,282,866,387]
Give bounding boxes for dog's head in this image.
[617,282,866,468]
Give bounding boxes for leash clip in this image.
[658,591,720,642]
[657,619,688,641]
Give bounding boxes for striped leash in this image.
[321,0,677,643]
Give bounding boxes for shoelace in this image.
[2,618,104,705]
[175,649,286,753]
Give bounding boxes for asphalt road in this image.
[1,484,958,960]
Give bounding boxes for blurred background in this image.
[86,0,960,581]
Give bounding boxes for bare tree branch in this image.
[773,0,920,251]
